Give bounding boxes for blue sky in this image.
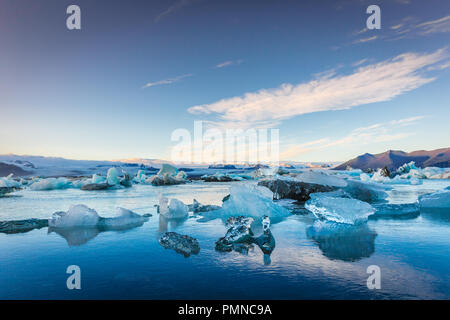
[1,0,449,162]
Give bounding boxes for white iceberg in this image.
[343,179,389,203]
[220,184,290,221]
[419,190,450,208]
[157,163,178,176]
[30,177,72,191]
[0,174,21,188]
[295,170,347,187]
[158,195,189,219]
[99,207,148,228]
[305,194,375,224]
[49,204,100,228]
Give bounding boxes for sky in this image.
[1,0,449,162]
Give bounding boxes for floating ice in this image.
[295,170,347,187]
[49,204,100,228]
[343,179,389,203]
[0,174,22,188]
[305,193,375,224]
[159,232,200,257]
[106,167,121,186]
[158,195,189,219]
[99,207,148,228]
[220,184,290,221]
[419,190,450,208]
[157,163,178,176]
[30,177,72,191]
[91,174,105,184]
[371,202,420,219]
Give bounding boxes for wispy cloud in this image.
[280,116,424,160]
[142,73,193,88]
[417,15,450,35]
[154,0,199,23]
[188,49,447,129]
[214,59,243,69]
[353,35,378,44]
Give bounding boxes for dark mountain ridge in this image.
[334,147,450,171]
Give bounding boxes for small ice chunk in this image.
[49,204,100,228]
[106,167,121,186]
[295,171,347,187]
[305,194,375,224]
[159,195,189,219]
[262,216,270,232]
[419,190,450,208]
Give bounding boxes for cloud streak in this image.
[154,0,199,23]
[188,49,447,129]
[280,116,424,160]
[142,73,193,88]
[214,59,243,69]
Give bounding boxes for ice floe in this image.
[158,195,189,219]
[419,190,450,208]
[306,193,375,224]
[49,204,100,228]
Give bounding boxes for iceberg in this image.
[343,179,389,203]
[419,190,450,208]
[0,174,21,188]
[158,195,189,219]
[106,167,121,186]
[98,207,149,229]
[295,170,347,187]
[305,193,375,224]
[215,216,254,252]
[30,177,72,191]
[157,163,178,176]
[371,202,420,219]
[49,204,100,228]
[91,174,105,184]
[187,199,221,213]
[219,184,291,221]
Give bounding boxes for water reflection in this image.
[420,208,450,223]
[158,215,188,233]
[306,221,377,262]
[48,218,148,246]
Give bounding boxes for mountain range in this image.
[334,147,450,171]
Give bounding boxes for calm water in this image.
[0,180,449,299]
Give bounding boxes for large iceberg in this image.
[343,179,389,203]
[30,177,72,191]
[305,193,375,224]
[419,190,450,208]
[49,204,100,228]
[219,184,291,222]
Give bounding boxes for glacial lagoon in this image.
[0,180,449,299]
